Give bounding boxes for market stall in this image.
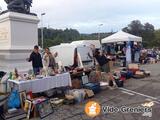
[0,32,145,119]
[102,31,142,44]
[102,31,142,66]
[1,60,152,120]
[71,40,101,49]
[8,72,72,93]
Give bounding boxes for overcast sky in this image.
[1,0,160,33]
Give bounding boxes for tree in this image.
[122,20,155,47]
[38,28,80,48]
[122,20,144,36]
[38,27,115,48]
[143,23,155,47]
[153,29,160,47]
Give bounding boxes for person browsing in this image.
[27,45,43,75]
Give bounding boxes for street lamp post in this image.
[98,24,103,44]
[41,13,46,49]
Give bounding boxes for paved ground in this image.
[32,63,160,120]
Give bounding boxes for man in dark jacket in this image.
[95,50,110,73]
[27,45,43,75]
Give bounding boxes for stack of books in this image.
[1,109,26,120]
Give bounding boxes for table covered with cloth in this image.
[8,73,72,93]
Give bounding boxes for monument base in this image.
[0,12,39,72]
[0,48,33,72]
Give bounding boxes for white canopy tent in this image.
[71,40,101,49]
[102,31,142,44]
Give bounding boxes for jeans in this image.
[33,68,40,75]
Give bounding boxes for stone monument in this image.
[0,0,39,72]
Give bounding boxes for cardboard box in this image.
[65,95,75,100]
[134,71,145,78]
[84,89,94,98]
[68,89,86,103]
[135,71,144,76]
[128,64,139,70]
[71,79,81,89]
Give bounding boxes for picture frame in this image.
[19,91,27,109]
[24,99,32,119]
[82,75,89,84]
[36,99,53,119]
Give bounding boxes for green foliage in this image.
[38,28,113,48]
[80,32,112,40]
[38,20,160,48]
[122,20,155,47]
[153,30,160,47]
[38,28,80,48]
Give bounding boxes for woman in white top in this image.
[43,48,58,74]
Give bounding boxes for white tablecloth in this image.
[8,73,72,93]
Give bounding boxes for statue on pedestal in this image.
[4,0,33,14]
